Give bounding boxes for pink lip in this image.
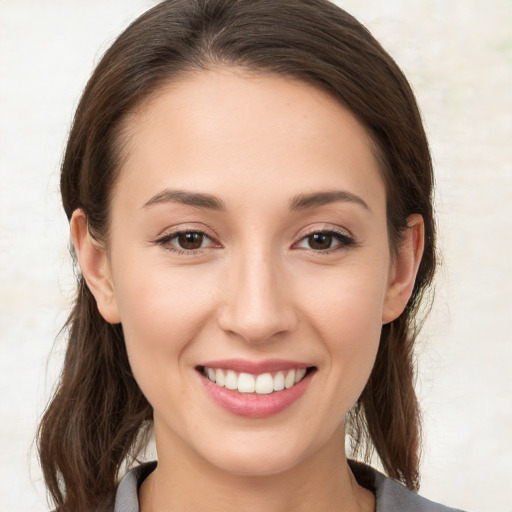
[198,358,312,374]
[198,365,315,419]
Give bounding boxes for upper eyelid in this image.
[294,224,354,240]
[155,223,219,240]
[295,231,353,245]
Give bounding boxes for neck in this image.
[139,426,374,512]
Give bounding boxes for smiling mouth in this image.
[197,366,317,395]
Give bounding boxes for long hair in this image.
[38,1,436,510]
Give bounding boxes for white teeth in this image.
[215,368,225,386]
[204,366,309,394]
[255,373,274,394]
[273,371,285,391]
[225,370,238,390]
[295,368,306,383]
[284,370,296,389]
[238,372,255,393]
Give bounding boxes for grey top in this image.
[113,461,465,512]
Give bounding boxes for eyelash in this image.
[154,229,220,255]
[294,228,357,253]
[154,228,357,255]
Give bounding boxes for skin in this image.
[71,68,424,512]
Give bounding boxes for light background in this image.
[0,1,510,511]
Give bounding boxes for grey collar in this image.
[114,460,465,512]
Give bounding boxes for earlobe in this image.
[70,209,121,324]
[382,214,424,324]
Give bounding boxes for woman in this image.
[37,1,464,511]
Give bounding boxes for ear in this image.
[70,209,121,324]
[382,214,425,324]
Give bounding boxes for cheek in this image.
[115,252,220,322]
[111,260,219,388]
[298,259,388,396]
[300,256,388,339]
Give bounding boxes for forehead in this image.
[113,68,385,213]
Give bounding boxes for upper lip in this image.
[198,358,314,374]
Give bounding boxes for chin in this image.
[194,427,328,478]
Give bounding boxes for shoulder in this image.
[349,460,467,512]
[113,461,157,512]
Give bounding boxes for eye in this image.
[295,230,355,252]
[174,232,209,250]
[155,230,218,253]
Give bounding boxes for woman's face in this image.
[86,69,410,476]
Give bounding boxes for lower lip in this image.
[199,370,314,418]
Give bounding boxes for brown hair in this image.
[38,0,435,510]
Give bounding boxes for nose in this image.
[217,249,298,345]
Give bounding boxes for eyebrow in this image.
[289,190,369,211]
[142,189,226,211]
[142,188,369,212]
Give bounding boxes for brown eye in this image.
[177,232,205,250]
[295,230,355,252]
[307,233,334,250]
[155,229,218,253]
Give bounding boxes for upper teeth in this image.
[204,367,307,394]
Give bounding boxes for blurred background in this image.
[0,1,510,510]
